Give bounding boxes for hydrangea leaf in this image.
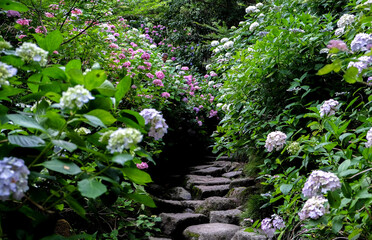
[84,114,106,128]
[112,153,133,166]
[8,135,45,147]
[280,183,293,195]
[78,178,107,199]
[51,140,77,152]
[86,109,116,126]
[122,167,152,185]
[126,192,156,208]
[115,76,131,103]
[96,80,116,96]
[331,215,344,233]
[84,70,107,91]
[7,114,45,132]
[327,190,341,208]
[42,159,81,175]
[0,0,29,12]
[316,63,335,75]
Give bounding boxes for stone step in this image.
[222,170,243,179]
[159,212,208,238]
[185,175,231,189]
[153,199,186,213]
[231,229,268,240]
[195,196,239,216]
[183,223,241,240]
[192,184,230,199]
[148,237,172,240]
[210,209,242,225]
[165,187,192,200]
[190,166,226,177]
[230,177,256,188]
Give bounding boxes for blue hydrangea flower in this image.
[140,109,168,140]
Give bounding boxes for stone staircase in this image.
[147,157,267,240]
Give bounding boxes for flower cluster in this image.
[350,33,372,52]
[265,131,287,152]
[15,42,48,66]
[59,85,94,110]
[327,40,348,51]
[287,141,300,154]
[347,56,372,73]
[319,99,339,117]
[298,196,328,220]
[365,127,372,148]
[337,14,355,28]
[245,6,260,14]
[0,157,30,201]
[223,41,234,49]
[261,214,285,238]
[0,62,17,87]
[211,40,219,47]
[249,22,259,31]
[136,162,149,169]
[140,109,168,140]
[107,128,143,153]
[302,170,341,197]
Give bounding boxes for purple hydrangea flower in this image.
[302,170,341,197]
[0,157,30,201]
[298,196,328,220]
[265,131,287,152]
[261,214,285,238]
[140,109,168,140]
[327,40,348,51]
[319,99,339,117]
[347,56,372,74]
[7,10,21,18]
[351,33,372,52]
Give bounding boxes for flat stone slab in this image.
[190,166,226,176]
[192,184,230,199]
[160,212,208,237]
[153,198,186,213]
[185,175,231,189]
[222,171,243,178]
[148,237,172,240]
[230,177,256,188]
[182,200,204,210]
[210,209,242,225]
[166,187,192,200]
[183,223,241,240]
[231,229,267,240]
[195,197,239,215]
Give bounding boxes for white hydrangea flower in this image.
[298,196,328,220]
[246,6,258,13]
[319,99,339,118]
[320,48,330,54]
[0,61,17,87]
[337,14,355,28]
[287,142,300,154]
[75,127,91,135]
[0,41,12,50]
[107,128,143,153]
[211,40,219,47]
[365,127,372,148]
[265,131,287,152]
[225,52,232,58]
[302,170,341,197]
[223,41,234,49]
[150,44,157,49]
[335,27,345,36]
[256,2,263,8]
[249,22,259,31]
[59,85,94,110]
[220,38,229,43]
[15,42,48,66]
[205,64,211,70]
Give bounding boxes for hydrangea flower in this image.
[302,170,341,197]
[0,62,17,88]
[16,42,48,66]
[7,10,21,18]
[249,22,259,31]
[261,214,285,238]
[348,56,372,74]
[161,92,170,98]
[107,128,143,153]
[319,99,339,117]
[246,6,259,13]
[287,142,300,154]
[265,131,287,152]
[327,40,348,51]
[223,41,234,49]
[211,40,219,47]
[155,71,165,80]
[220,38,229,43]
[298,196,328,220]
[335,27,345,36]
[0,41,12,50]
[337,14,355,28]
[153,79,164,87]
[365,127,372,148]
[136,162,148,169]
[59,85,94,110]
[0,157,30,201]
[75,127,91,135]
[350,33,372,52]
[140,109,168,140]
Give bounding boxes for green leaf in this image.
[341,182,352,198]
[52,140,77,152]
[0,0,29,12]
[84,70,107,91]
[83,114,106,128]
[344,67,360,84]
[127,192,156,208]
[44,30,63,52]
[45,111,66,130]
[27,73,42,93]
[112,153,133,165]
[328,191,341,208]
[317,63,335,75]
[43,67,67,80]
[339,133,354,143]
[78,178,107,199]
[280,184,293,195]
[115,76,131,103]
[0,55,24,67]
[122,167,152,185]
[348,229,362,240]
[7,114,45,132]
[8,135,45,147]
[339,169,359,177]
[67,69,84,85]
[120,110,145,128]
[86,109,116,126]
[45,92,61,102]
[338,160,351,173]
[65,59,82,72]
[0,85,25,101]
[96,80,116,96]
[65,195,86,219]
[332,215,343,233]
[41,159,81,175]
[356,188,372,199]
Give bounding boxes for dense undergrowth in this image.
[0,0,371,239]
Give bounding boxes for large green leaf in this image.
[44,30,63,52]
[316,63,335,75]
[83,114,106,128]
[86,109,116,126]
[343,67,361,84]
[43,67,67,81]
[0,86,25,101]
[96,80,116,96]
[65,59,82,72]
[0,0,29,11]
[78,178,107,199]
[332,215,343,233]
[120,110,145,127]
[8,135,45,147]
[112,153,133,165]
[122,167,152,185]
[27,73,42,93]
[115,76,131,103]
[279,184,293,195]
[52,140,77,152]
[7,114,45,132]
[84,70,107,90]
[328,191,341,208]
[42,159,81,175]
[0,55,24,67]
[65,195,86,219]
[127,192,156,208]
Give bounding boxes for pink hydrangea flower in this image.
[155,71,165,80]
[161,92,170,98]
[18,35,27,39]
[136,162,148,169]
[209,109,218,118]
[153,79,164,87]
[144,61,152,68]
[35,26,47,33]
[109,43,119,49]
[16,18,31,26]
[137,65,146,70]
[131,85,137,89]
[327,40,348,51]
[146,73,154,79]
[71,8,82,15]
[141,52,150,60]
[45,12,55,18]
[181,66,189,71]
[118,53,125,59]
[53,51,59,54]
[123,61,131,67]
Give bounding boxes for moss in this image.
[240,194,272,221]
[185,231,200,239]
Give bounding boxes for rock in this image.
[210,209,242,225]
[146,183,167,196]
[148,237,172,240]
[227,186,258,205]
[195,197,239,215]
[190,164,215,171]
[185,175,231,189]
[183,223,241,240]
[153,198,185,213]
[230,177,255,188]
[182,200,204,210]
[190,166,226,177]
[166,187,192,200]
[222,171,243,179]
[192,185,230,199]
[231,229,267,240]
[160,212,208,238]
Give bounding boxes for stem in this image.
[348,167,372,179]
[59,0,79,31]
[25,195,55,214]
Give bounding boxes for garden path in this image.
[146,156,268,240]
